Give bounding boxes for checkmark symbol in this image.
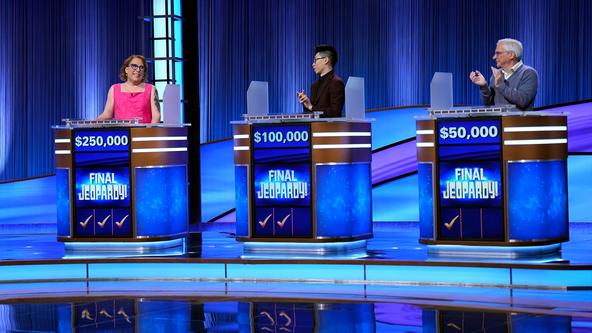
[279,311,292,326]
[117,308,131,324]
[79,215,92,228]
[260,311,275,325]
[99,309,112,318]
[447,322,461,331]
[97,214,111,228]
[258,213,272,228]
[277,214,291,228]
[81,308,93,320]
[115,214,129,228]
[444,215,459,230]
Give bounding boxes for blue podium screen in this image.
[438,119,501,145]
[251,124,312,238]
[73,128,131,237]
[436,118,503,241]
[253,125,311,149]
[73,129,130,152]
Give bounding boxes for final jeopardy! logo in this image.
[256,169,308,200]
[78,172,129,201]
[442,167,499,200]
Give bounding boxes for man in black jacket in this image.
[297,45,345,118]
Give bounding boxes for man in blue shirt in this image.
[470,38,538,111]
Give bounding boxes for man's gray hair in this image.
[498,38,523,60]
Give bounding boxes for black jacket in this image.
[307,71,345,118]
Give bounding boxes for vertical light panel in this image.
[152,0,183,122]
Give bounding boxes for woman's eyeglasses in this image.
[129,64,145,72]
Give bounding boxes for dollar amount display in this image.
[252,125,311,149]
[253,130,309,144]
[73,130,130,152]
[75,135,129,148]
[438,121,500,144]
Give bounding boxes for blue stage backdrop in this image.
[198,0,592,141]
[0,0,146,181]
[2,0,592,181]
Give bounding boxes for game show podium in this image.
[232,113,372,249]
[416,107,568,256]
[53,119,188,251]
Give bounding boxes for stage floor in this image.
[1,222,591,265]
[0,214,591,323]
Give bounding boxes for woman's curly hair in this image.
[119,55,148,82]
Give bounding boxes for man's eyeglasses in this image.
[129,64,145,72]
[493,51,509,56]
[313,56,327,63]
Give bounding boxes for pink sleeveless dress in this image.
[113,83,153,123]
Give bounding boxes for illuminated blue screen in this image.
[74,166,131,236]
[253,164,311,238]
[436,118,503,241]
[56,168,70,237]
[253,206,311,237]
[252,125,310,149]
[316,164,372,237]
[437,119,501,145]
[253,148,309,163]
[439,161,502,208]
[73,128,132,238]
[507,161,568,241]
[418,163,434,239]
[75,167,130,208]
[235,166,249,237]
[73,129,130,152]
[74,151,129,166]
[135,166,188,237]
[254,164,311,207]
[252,124,312,238]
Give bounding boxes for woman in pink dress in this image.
[97,55,161,123]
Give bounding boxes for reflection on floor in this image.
[0,296,588,332]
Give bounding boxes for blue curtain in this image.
[0,0,146,181]
[2,0,592,180]
[198,0,592,142]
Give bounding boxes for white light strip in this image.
[504,139,567,146]
[55,150,71,155]
[415,130,434,135]
[416,142,434,147]
[233,134,249,139]
[504,126,567,132]
[312,132,371,137]
[132,147,187,153]
[54,139,70,144]
[234,146,250,151]
[312,144,371,149]
[132,136,187,142]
